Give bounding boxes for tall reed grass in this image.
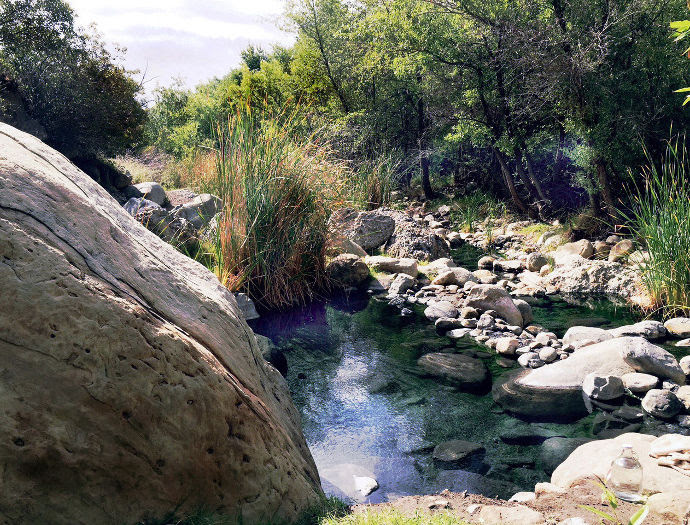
[624,139,690,315]
[198,107,350,309]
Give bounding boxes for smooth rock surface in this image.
[582,373,624,400]
[642,389,682,419]
[618,337,685,385]
[665,318,690,338]
[424,301,459,321]
[133,181,167,206]
[0,124,321,524]
[621,372,658,394]
[552,433,690,494]
[562,326,613,348]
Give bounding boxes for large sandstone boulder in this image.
[0,124,321,524]
[552,433,690,494]
[494,338,637,420]
[464,285,523,327]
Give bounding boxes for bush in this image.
[198,106,349,309]
[624,139,690,315]
[0,0,145,159]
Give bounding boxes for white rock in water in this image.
[353,475,379,496]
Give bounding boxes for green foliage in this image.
[322,510,470,525]
[0,0,145,159]
[670,18,690,105]
[622,138,690,315]
[449,192,507,232]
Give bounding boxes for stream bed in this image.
[251,290,685,503]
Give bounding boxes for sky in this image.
[68,0,295,96]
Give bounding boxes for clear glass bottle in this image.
[606,445,643,502]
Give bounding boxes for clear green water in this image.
[249,245,686,503]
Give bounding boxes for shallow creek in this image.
[250,250,683,503]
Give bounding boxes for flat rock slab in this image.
[417,353,489,391]
[494,338,637,420]
[552,433,690,494]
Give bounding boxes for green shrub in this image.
[199,106,348,309]
[623,139,690,315]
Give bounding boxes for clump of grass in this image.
[199,106,349,310]
[322,510,470,525]
[349,154,398,210]
[623,138,690,315]
[449,192,507,232]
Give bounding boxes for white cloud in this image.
[67,0,295,94]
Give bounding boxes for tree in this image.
[0,0,146,159]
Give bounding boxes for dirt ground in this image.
[352,479,686,524]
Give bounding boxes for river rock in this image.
[674,385,690,411]
[472,269,498,284]
[608,320,667,340]
[464,285,523,327]
[169,193,223,229]
[618,337,685,384]
[382,210,450,261]
[562,326,613,348]
[132,205,199,250]
[478,256,495,269]
[327,254,370,288]
[417,353,489,390]
[234,292,260,321]
[424,301,459,321]
[494,338,636,420]
[621,372,658,394]
[123,196,161,215]
[642,389,682,418]
[554,240,594,263]
[665,318,690,338]
[330,208,395,251]
[435,318,464,331]
[425,257,457,274]
[593,241,610,258]
[432,440,484,467]
[365,255,418,277]
[432,267,477,286]
[608,239,634,262]
[539,347,559,363]
[582,373,624,400]
[552,433,690,494]
[134,181,167,206]
[541,257,639,299]
[388,273,416,296]
[496,338,520,356]
[681,356,690,376]
[0,124,321,524]
[526,252,548,272]
[647,491,690,522]
[512,299,534,325]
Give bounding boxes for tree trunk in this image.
[524,150,549,203]
[594,158,616,216]
[421,154,434,200]
[494,148,530,215]
[417,93,435,200]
